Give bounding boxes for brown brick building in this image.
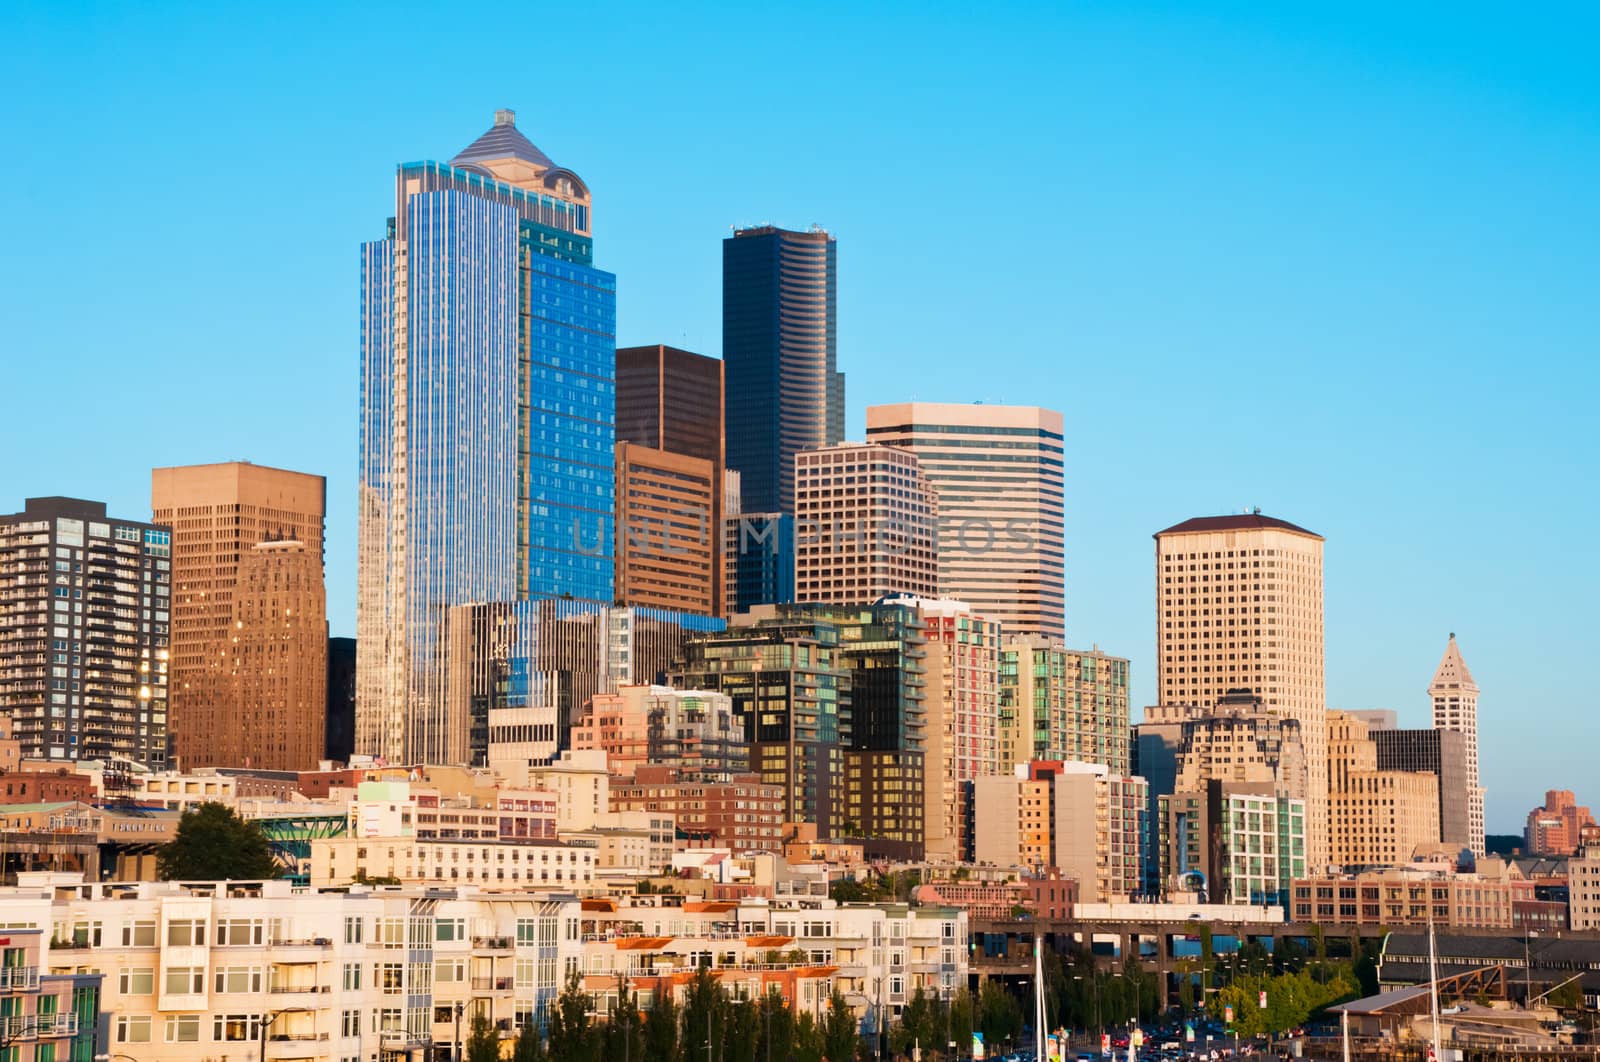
[152,461,327,770]
[615,444,718,615]
[611,765,784,851]
[615,345,724,615]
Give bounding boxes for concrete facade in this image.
[793,443,938,605]
[1328,710,1441,868]
[866,402,1065,640]
[1154,513,1327,869]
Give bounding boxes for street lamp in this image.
[453,1000,465,1062]
[93,1055,140,1062]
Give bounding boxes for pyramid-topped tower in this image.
[1430,633,1484,856]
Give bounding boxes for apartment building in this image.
[0,899,101,1062]
[971,761,1148,903]
[35,874,583,1062]
[578,892,968,1025]
[998,638,1131,776]
[0,498,171,766]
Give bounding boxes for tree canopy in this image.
[156,801,278,881]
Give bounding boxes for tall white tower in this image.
[1430,634,1484,856]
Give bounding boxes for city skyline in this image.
[3,3,1596,829]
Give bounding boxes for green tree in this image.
[949,988,975,1058]
[889,987,934,1057]
[642,989,678,1062]
[793,1012,825,1062]
[725,997,760,1062]
[513,1018,546,1062]
[604,975,644,1062]
[978,980,1023,1048]
[680,967,727,1062]
[829,878,872,903]
[546,973,599,1062]
[755,987,798,1061]
[821,988,859,1062]
[466,1013,502,1062]
[157,802,278,880]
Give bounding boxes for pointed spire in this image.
[1429,634,1477,693]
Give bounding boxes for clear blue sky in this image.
[3,2,1595,833]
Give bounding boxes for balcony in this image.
[0,966,40,992]
[35,1013,78,1037]
[471,935,512,951]
[269,938,334,963]
[268,983,332,1000]
[470,977,514,992]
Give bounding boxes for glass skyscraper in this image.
[722,225,843,515]
[357,110,616,764]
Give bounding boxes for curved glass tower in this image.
[722,225,842,515]
[357,111,616,764]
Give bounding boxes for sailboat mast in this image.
[1427,896,1443,1060]
[1035,931,1047,1059]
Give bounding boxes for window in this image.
[165,1014,200,1042]
[378,962,404,994]
[165,966,205,994]
[435,958,466,984]
[344,916,364,944]
[435,917,465,942]
[216,918,265,946]
[117,1015,152,1043]
[166,919,206,947]
[215,966,264,994]
[376,918,406,948]
[342,963,362,991]
[122,920,157,947]
[119,968,154,995]
[341,1010,362,1038]
[215,1014,263,1042]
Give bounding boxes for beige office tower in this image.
[152,462,327,771]
[1154,513,1327,869]
[1327,710,1440,866]
[866,403,1064,639]
[794,442,938,604]
[1430,635,1484,857]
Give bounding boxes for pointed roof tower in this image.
[452,108,556,171]
[446,109,590,212]
[1430,633,1478,693]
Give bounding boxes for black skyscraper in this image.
[722,225,842,514]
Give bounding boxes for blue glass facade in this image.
[522,252,615,601]
[357,117,616,763]
[727,512,795,611]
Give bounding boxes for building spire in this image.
[1429,633,1477,692]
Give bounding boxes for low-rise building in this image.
[1291,862,1535,928]
[1570,845,1600,931]
[32,874,584,1062]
